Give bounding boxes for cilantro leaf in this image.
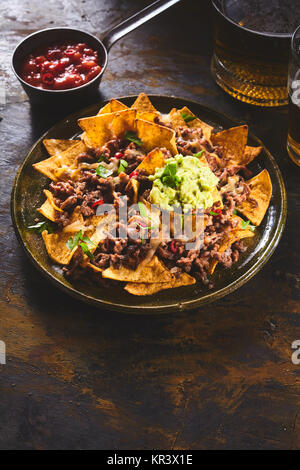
[28,220,55,234]
[79,242,94,259]
[118,159,129,174]
[181,112,196,123]
[209,211,219,216]
[66,230,83,251]
[96,164,113,178]
[241,219,255,231]
[233,209,238,215]
[66,231,96,257]
[138,202,147,218]
[98,154,105,162]
[194,150,204,158]
[124,131,143,147]
[160,162,180,188]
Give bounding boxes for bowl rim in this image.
[11,27,108,94]
[11,94,287,314]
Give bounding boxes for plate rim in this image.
[11,94,287,314]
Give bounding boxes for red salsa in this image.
[20,42,102,90]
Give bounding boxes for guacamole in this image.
[149,154,219,211]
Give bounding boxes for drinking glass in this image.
[211,0,298,107]
[287,25,300,166]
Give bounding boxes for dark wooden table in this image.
[0,0,299,450]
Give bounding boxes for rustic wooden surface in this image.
[0,0,299,450]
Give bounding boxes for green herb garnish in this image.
[96,164,113,178]
[233,209,238,215]
[241,219,255,232]
[209,211,219,216]
[80,242,94,259]
[138,202,147,218]
[66,230,95,258]
[97,154,105,163]
[28,220,55,234]
[181,112,196,123]
[118,159,128,174]
[194,150,204,158]
[124,131,143,147]
[160,162,180,189]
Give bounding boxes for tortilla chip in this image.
[87,262,103,273]
[243,145,262,165]
[132,93,157,113]
[97,102,112,115]
[236,169,272,226]
[38,200,57,222]
[209,228,255,274]
[102,256,174,283]
[125,178,140,203]
[33,141,86,181]
[112,109,137,139]
[97,99,128,115]
[125,272,196,296]
[42,207,85,265]
[79,109,137,148]
[136,148,166,175]
[137,111,161,123]
[136,119,177,155]
[180,106,213,141]
[212,125,248,165]
[79,112,115,148]
[168,108,187,129]
[43,139,79,157]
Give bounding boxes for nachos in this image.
[30,93,272,295]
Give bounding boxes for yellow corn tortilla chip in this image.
[97,99,128,115]
[87,262,103,273]
[132,93,157,113]
[43,139,79,157]
[79,109,137,149]
[112,109,137,139]
[33,141,86,181]
[180,106,213,141]
[44,189,63,212]
[136,119,177,155]
[136,148,166,175]
[125,178,140,203]
[209,228,255,274]
[38,199,56,222]
[97,102,112,115]
[37,189,62,222]
[125,272,196,296]
[236,169,272,226]
[42,207,84,265]
[212,125,248,165]
[102,256,174,283]
[168,108,187,129]
[136,111,161,123]
[243,145,262,165]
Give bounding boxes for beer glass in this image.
[211,0,298,107]
[287,25,300,166]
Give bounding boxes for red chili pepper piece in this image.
[41,72,54,86]
[170,240,178,254]
[129,170,138,179]
[114,152,124,159]
[91,199,104,209]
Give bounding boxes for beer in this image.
[287,29,300,165]
[211,0,300,107]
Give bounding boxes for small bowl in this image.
[12,27,108,104]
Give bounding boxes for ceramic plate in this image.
[11,96,287,313]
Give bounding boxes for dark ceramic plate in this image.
[11,95,287,314]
